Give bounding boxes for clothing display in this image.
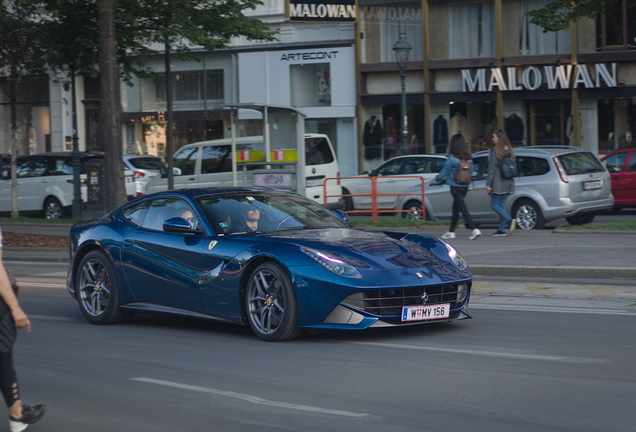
[433,115,449,154]
[363,116,383,160]
[450,112,467,137]
[505,113,524,146]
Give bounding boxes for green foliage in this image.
[527,0,610,32]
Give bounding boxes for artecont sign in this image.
[461,63,617,92]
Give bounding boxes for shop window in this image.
[155,70,224,101]
[359,1,423,63]
[290,63,331,107]
[519,0,570,55]
[448,1,494,59]
[597,0,636,50]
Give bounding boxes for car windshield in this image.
[557,152,604,175]
[196,192,351,234]
[128,157,165,170]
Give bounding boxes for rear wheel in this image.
[43,197,65,219]
[513,199,545,230]
[245,262,303,341]
[401,200,429,220]
[76,250,131,324]
[566,214,595,226]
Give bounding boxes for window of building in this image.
[448,1,494,59]
[290,63,331,107]
[519,0,570,55]
[597,0,636,50]
[155,70,224,102]
[359,1,423,63]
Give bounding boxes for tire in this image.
[566,214,595,226]
[43,197,65,219]
[245,262,303,341]
[76,250,131,324]
[342,188,354,212]
[401,200,429,220]
[512,199,545,230]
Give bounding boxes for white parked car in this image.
[0,152,134,219]
[122,154,165,196]
[340,154,446,211]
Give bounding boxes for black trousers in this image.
[449,186,476,232]
[0,346,19,408]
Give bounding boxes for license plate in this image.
[583,180,602,190]
[306,179,324,187]
[401,303,450,322]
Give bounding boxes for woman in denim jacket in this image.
[431,134,481,240]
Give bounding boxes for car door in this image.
[14,157,46,212]
[120,197,205,312]
[363,158,405,209]
[602,150,632,205]
[463,156,494,221]
[393,157,445,209]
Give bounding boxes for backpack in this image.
[454,159,472,185]
[500,155,519,179]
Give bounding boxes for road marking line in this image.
[526,282,555,296]
[352,342,605,364]
[131,378,370,418]
[471,281,493,294]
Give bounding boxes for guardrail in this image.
[323,176,426,223]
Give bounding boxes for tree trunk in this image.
[98,0,125,212]
[10,66,19,218]
[165,40,174,190]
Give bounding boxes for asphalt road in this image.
[15,283,636,432]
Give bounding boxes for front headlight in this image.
[301,247,363,278]
[445,243,468,271]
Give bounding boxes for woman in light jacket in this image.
[431,134,481,240]
[486,129,516,236]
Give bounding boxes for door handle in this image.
[123,240,133,248]
[612,176,620,179]
[188,177,196,181]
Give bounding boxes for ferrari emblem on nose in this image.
[208,241,218,250]
[421,291,428,305]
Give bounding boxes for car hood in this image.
[261,228,460,272]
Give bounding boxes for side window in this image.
[517,156,550,177]
[305,137,334,165]
[377,159,403,176]
[471,157,487,180]
[32,158,49,177]
[50,158,73,175]
[432,158,446,173]
[122,200,150,227]
[16,158,34,178]
[141,198,184,231]
[627,153,636,172]
[201,145,232,174]
[174,147,198,176]
[602,153,627,173]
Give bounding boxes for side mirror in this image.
[163,217,203,234]
[368,169,378,177]
[332,209,349,222]
[159,166,167,178]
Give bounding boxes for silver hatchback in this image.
[395,146,614,229]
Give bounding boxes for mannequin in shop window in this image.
[619,131,634,148]
[383,116,398,159]
[505,113,524,146]
[433,115,449,154]
[450,112,467,138]
[606,132,615,152]
[363,115,383,160]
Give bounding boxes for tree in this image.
[527,0,617,32]
[132,0,276,189]
[0,0,48,217]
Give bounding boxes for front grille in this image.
[341,284,467,316]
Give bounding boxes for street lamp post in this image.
[392,30,412,155]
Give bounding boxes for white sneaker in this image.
[509,219,516,236]
[469,229,481,240]
[440,231,456,239]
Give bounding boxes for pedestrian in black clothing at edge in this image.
[430,134,481,240]
[0,226,45,432]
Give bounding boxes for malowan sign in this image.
[287,0,356,22]
[462,63,617,92]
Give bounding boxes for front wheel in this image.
[566,214,595,226]
[76,250,131,324]
[245,262,303,341]
[512,199,545,230]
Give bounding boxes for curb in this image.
[552,229,636,235]
[470,265,636,280]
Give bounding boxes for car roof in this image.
[473,146,592,158]
[123,154,162,159]
[141,186,290,200]
[18,151,105,158]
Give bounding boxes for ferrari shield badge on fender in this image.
[208,241,218,250]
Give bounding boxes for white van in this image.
[145,134,343,209]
